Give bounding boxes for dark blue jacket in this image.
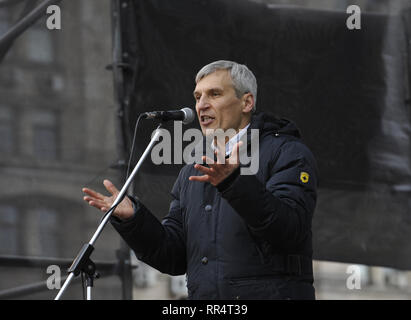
[111,112,319,300]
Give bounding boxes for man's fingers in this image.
[189,175,210,182]
[85,197,107,209]
[82,187,105,200]
[103,179,119,196]
[83,195,102,204]
[194,164,213,175]
[204,155,216,165]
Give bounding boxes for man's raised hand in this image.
[82,179,134,220]
[189,141,243,186]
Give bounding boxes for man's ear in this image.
[242,93,254,113]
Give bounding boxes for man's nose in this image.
[196,96,211,112]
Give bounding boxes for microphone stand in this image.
[55,123,163,300]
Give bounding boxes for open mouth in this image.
[200,115,215,126]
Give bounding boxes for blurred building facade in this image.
[0,0,124,299]
[0,0,410,299]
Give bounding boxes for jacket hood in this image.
[250,111,301,138]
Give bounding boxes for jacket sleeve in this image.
[110,172,187,276]
[217,139,318,252]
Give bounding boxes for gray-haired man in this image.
[83,60,318,299]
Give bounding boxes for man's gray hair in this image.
[195,60,257,112]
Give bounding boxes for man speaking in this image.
[82,60,318,299]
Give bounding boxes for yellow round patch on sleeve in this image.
[300,172,309,183]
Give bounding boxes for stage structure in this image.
[113,0,411,270]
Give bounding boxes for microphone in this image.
[142,107,195,124]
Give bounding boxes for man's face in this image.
[193,69,248,136]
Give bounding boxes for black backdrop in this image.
[114,0,411,269]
